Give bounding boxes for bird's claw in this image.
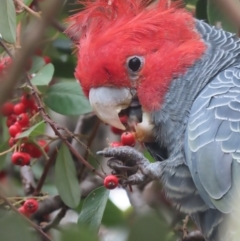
[97,146,152,185]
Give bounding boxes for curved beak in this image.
[89,87,133,130]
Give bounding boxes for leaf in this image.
[55,144,80,208]
[0,0,16,43]
[78,187,109,232]
[207,0,239,33]
[60,224,98,241]
[102,199,124,226]
[24,0,33,6]
[29,56,46,74]
[0,210,39,241]
[43,82,92,116]
[16,121,45,139]
[31,64,54,86]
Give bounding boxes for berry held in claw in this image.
[104,175,119,190]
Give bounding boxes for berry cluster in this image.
[1,93,49,166]
[18,199,39,218]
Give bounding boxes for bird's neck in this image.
[151,20,240,154]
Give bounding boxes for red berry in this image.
[110,126,123,135]
[43,56,51,64]
[20,94,35,107]
[104,175,119,190]
[13,103,26,115]
[17,113,29,127]
[11,152,31,166]
[6,114,17,127]
[21,143,33,154]
[110,142,123,147]
[23,199,39,214]
[29,145,42,158]
[121,132,136,147]
[8,137,16,147]
[9,123,22,137]
[18,206,31,218]
[1,102,14,116]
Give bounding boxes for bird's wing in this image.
[185,66,240,213]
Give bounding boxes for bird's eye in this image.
[127,56,144,73]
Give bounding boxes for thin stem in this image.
[0,146,14,156]
[0,191,53,241]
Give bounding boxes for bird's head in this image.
[67,0,206,130]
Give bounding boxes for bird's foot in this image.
[97,146,162,185]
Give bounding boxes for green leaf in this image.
[30,56,46,74]
[60,224,98,241]
[102,199,124,226]
[0,210,39,241]
[0,0,16,43]
[43,82,92,116]
[24,0,33,6]
[16,121,45,139]
[55,144,80,208]
[207,0,239,33]
[78,187,109,232]
[31,64,54,86]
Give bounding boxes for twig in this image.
[14,0,41,19]
[0,191,53,241]
[42,206,68,232]
[0,39,13,58]
[182,215,190,238]
[33,149,58,196]
[51,19,66,33]
[83,120,101,161]
[181,231,205,241]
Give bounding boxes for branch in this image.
[42,206,68,232]
[0,191,53,241]
[33,149,58,196]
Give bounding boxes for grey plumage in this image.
[149,20,240,241]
